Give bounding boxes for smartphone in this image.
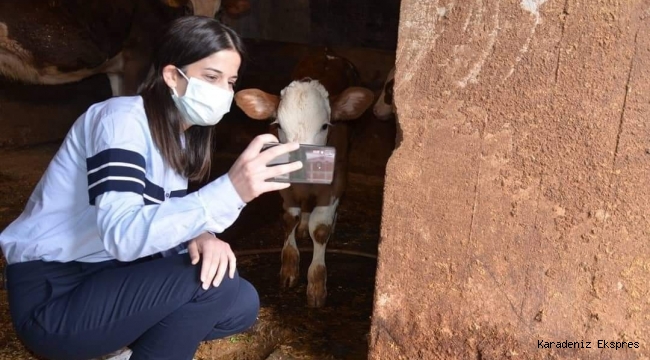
[262,143,336,184]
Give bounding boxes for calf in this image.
[0,0,247,96]
[234,49,374,307]
[372,66,395,120]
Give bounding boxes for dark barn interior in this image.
[0,1,400,359]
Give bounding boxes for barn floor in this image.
[0,39,396,359]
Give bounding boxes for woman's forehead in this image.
[191,50,241,76]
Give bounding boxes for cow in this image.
[234,49,375,307]
[0,0,248,96]
[372,66,395,120]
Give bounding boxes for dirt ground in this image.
[0,40,396,359]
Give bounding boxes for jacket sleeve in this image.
[87,114,246,261]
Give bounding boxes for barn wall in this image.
[0,76,111,147]
[0,1,399,148]
[222,0,400,50]
[370,0,650,358]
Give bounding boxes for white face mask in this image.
[171,68,234,127]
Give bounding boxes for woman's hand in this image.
[187,232,236,290]
[228,134,303,203]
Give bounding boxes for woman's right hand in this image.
[227,134,303,203]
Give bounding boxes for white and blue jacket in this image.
[0,96,246,264]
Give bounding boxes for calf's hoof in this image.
[280,264,299,288]
[307,264,327,307]
[307,282,327,308]
[280,247,300,288]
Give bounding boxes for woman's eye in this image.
[205,75,218,82]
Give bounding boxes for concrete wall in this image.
[370,0,650,358]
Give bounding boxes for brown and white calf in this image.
[235,50,374,307]
[372,66,395,120]
[0,0,248,96]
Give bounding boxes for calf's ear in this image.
[234,89,280,120]
[331,87,375,121]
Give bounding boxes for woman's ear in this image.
[162,65,179,92]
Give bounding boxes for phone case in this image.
[263,143,336,184]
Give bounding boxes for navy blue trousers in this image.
[6,253,259,360]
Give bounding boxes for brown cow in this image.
[0,0,247,96]
[234,49,375,307]
[372,66,395,120]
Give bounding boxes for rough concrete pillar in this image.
[370,0,649,359]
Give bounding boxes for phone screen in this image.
[262,143,336,184]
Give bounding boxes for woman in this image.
[0,16,301,360]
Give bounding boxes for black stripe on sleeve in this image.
[86,148,146,205]
[170,189,187,198]
[87,148,146,171]
[144,178,165,203]
[89,180,145,205]
[88,166,147,187]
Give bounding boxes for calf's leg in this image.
[296,211,311,241]
[280,207,301,288]
[307,198,339,307]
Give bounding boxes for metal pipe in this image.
[234,247,378,260]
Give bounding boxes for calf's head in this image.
[235,79,374,145]
[373,67,395,121]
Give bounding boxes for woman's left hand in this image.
[187,232,237,290]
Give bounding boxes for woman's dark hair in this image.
[140,16,246,182]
